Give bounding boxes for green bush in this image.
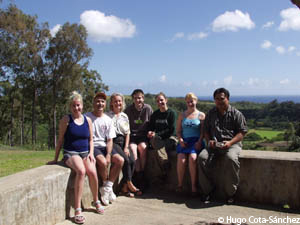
[244,132,263,141]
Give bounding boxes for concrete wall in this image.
[1,150,300,225]
[0,164,93,225]
[145,150,300,208]
[237,150,300,208]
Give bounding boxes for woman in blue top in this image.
[176,92,205,196]
[48,91,103,224]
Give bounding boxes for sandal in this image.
[119,191,135,198]
[92,200,104,214]
[121,183,139,197]
[131,188,142,196]
[74,208,85,224]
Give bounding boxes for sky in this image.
[2,0,300,97]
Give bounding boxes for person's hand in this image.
[47,160,57,165]
[124,147,130,156]
[221,141,231,149]
[147,131,155,139]
[106,154,111,165]
[179,138,187,148]
[88,153,96,163]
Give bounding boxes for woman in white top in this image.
[108,93,142,197]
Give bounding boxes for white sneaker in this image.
[109,189,117,203]
[100,186,110,206]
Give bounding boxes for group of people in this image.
[48,87,247,224]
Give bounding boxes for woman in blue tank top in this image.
[47,91,104,224]
[176,92,205,196]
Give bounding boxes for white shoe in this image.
[109,189,117,203]
[100,186,110,206]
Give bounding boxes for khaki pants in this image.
[150,136,178,174]
[197,143,242,199]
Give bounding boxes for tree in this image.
[45,22,93,148]
[0,4,50,146]
[284,122,295,144]
[244,132,263,142]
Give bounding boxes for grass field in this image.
[248,129,284,139]
[0,149,54,178]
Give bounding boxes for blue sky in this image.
[2,0,300,97]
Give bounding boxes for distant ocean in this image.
[198,95,300,103]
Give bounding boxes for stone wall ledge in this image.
[0,164,93,225]
[1,150,299,225]
[145,150,300,210]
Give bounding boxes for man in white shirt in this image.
[86,92,124,206]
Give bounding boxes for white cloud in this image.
[278,8,300,31]
[80,10,136,43]
[246,78,271,87]
[159,75,167,83]
[50,24,61,37]
[280,79,290,85]
[247,78,260,86]
[261,40,272,49]
[262,21,274,29]
[212,10,255,32]
[170,32,185,42]
[187,32,208,40]
[276,46,286,54]
[288,46,296,52]
[224,76,232,86]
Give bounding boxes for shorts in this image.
[130,135,148,145]
[176,137,205,154]
[94,146,118,157]
[63,150,89,162]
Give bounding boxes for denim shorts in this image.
[63,150,89,162]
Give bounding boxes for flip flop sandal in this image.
[92,200,104,214]
[119,191,135,198]
[74,208,85,224]
[131,188,142,196]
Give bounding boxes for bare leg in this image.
[95,154,108,183]
[189,153,198,193]
[65,155,86,214]
[84,157,99,202]
[177,153,187,188]
[109,154,124,182]
[137,142,147,171]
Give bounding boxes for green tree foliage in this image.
[45,22,93,148]
[0,5,108,148]
[244,132,263,141]
[284,122,295,144]
[0,4,50,146]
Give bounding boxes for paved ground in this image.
[56,190,300,225]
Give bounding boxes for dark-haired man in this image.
[198,88,247,204]
[124,89,153,189]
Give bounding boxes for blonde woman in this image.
[48,91,104,224]
[176,92,205,196]
[108,93,142,197]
